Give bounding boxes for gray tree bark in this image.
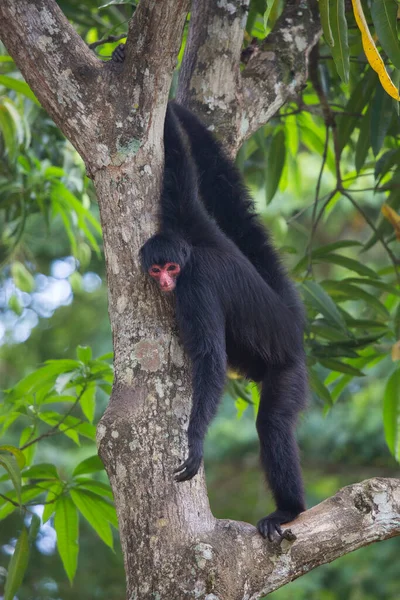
[0,1,399,599]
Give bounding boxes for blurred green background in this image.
[1,1,400,599]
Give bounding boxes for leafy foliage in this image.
[0,348,116,583]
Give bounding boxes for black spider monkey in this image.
[112,45,308,541]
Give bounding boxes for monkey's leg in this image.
[256,361,307,541]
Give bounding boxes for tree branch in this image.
[177,0,321,152]
[0,0,104,172]
[195,478,400,599]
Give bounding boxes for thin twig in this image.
[0,493,21,508]
[89,34,126,50]
[20,385,87,451]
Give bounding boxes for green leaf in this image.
[22,463,59,480]
[320,0,334,46]
[0,445,26,469]
[319,358,365,376]
[74,479,114,500]
[54,496,79,583]
[338,70,377,152]
[329,0,350,83]
[19,426,36,466]
[309,367,333,405]
[355,107,371,172]
[79,385,96,423]
[73,454,104,477]
[343,277,400,298]
[312,240,362,256]
[11,261,35,293]
[263,0,276,29]
[0,453,22,504]
[0,486,43,521]
[371,83,394,156]
[316,253,378,278]
[42,482,64,523]
[371,0,400,70]
[383,369,400,461]
[70,489,114,548]
[266,129,286,203]
[77,345,92,364]
[324,281,390,318]
[374,148,400,183]
[0,75,40,105]
[4,527,30,600]
[302,281,347,332]
[29,513,41,542]
[8,293,23,316]
[0,103,17,160]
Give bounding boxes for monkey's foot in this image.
[112,44,125,63]
[174,450,203,482]
[257,509,300,542]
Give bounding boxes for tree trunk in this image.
[0,1,399,599]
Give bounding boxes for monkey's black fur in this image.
[140,103,308,541]
[112,44,307,541]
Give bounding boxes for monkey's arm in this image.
[174,285,227,481]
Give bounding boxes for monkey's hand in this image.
[174,441,203,482]
[111,44,125,63]
[257,509,299,542]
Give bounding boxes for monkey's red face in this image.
[149,262,181,292]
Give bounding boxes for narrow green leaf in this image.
[324,281,390,317]
[371,0,400,70]
[371,84,394,156]
[331,374,352,401]
[309,367,333,405]
[42,483,64,524]
[317,253,378,278]
[29,513,41,542]
[383,369,400,461]
[319,358,365,376]
[266,130,286,203]
[302,281,347,332]
[0,75,40,105]
[4,527,29,600]
[329,0,350,83]
[73,455,104,477]
[343,277,400,297]
[355,107,371,172]
[70,489,114,548]
[312,240,362,256]
[54,496,79,583]
[0,453,22,504]
[320,0,334,46]
[338,70,377,151]
[20,426,36,466]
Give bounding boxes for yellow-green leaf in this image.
[329,0,350,83]
[4,527,29,600]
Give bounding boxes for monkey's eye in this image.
[150,266,161,275]
[167,264,179,272]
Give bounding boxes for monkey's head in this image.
[140,233,191,293]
